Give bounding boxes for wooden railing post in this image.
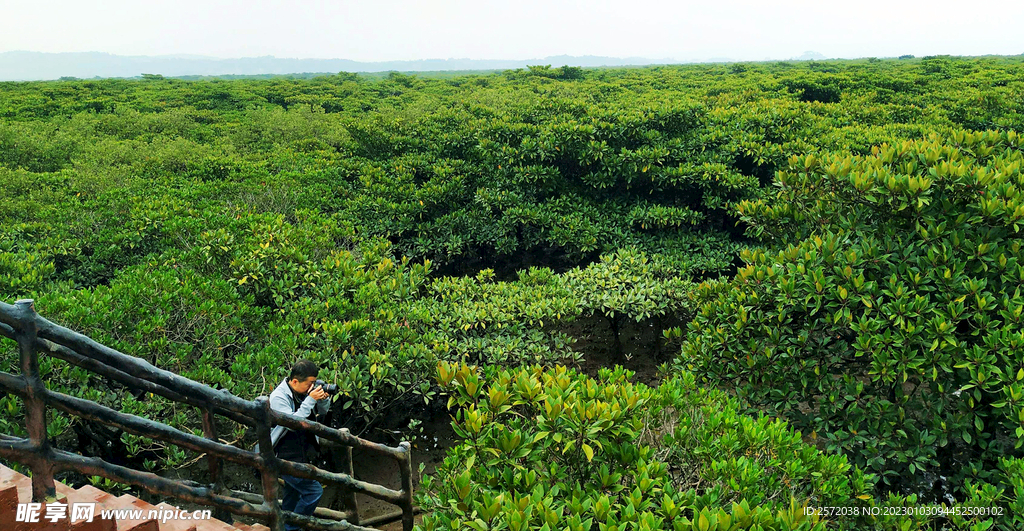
[398,441,414,531]
[14,299,56,502]
[202,406,232,524]
[255,398,284,531]
[338,429,359,525]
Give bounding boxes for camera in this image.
[314,379,339,395]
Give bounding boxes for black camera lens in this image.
[315,379,339,395]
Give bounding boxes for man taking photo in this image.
[259,359,333,530]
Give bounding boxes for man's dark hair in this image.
[289,359,319,381]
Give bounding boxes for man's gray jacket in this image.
[253,378,331,455]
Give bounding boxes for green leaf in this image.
[582,443,594,462]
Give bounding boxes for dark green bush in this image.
[677,130,1024,496]
[2,58,1024,508]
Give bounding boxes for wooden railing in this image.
[0,299,416,531]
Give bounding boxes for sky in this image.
[1,0,1022,62]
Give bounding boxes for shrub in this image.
[677,131,1024,495]
[413,266,583,367]
[418,363,875,531]
[564,247,692,359]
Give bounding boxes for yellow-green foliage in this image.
[422,363,870,531]
[1,57,1023,508]
[679,131,1024,497]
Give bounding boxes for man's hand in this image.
[308,386,329,401]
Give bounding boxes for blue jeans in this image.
[281,474,323,531]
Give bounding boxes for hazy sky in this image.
[2,0,1021,61]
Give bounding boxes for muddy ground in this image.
[567,312,685,386]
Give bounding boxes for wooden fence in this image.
[0,299,415,531]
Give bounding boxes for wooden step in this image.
[96,494,160,531]
[149,500,256,531]
[0,464,271,531]
[1,483,21,517]
[74,485,117,506]
[50,483,118,531]
[0,464,112,531]
[151,502,202,531]
[0,464,66,531]
[0,462,33,504]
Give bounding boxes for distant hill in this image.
[0,51,681,81]
[792,51,828,61]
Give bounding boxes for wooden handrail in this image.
[0,299,416,531]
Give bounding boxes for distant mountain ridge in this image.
[793,51,828,61]
[0,51,684,81]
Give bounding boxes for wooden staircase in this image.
[1,299,415,531]
[0,463,269,531]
